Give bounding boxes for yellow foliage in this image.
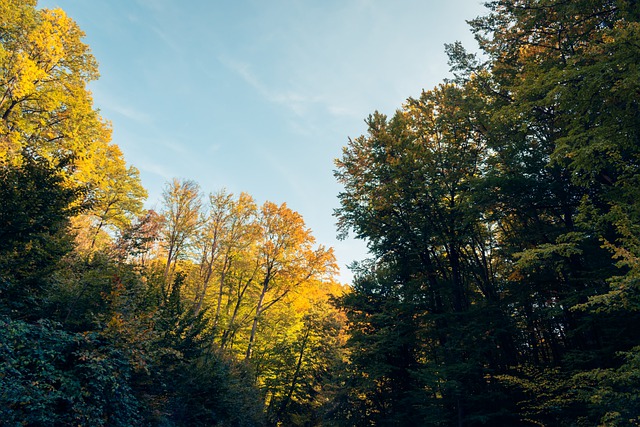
[1,1,146,251]
[1,1,102,184]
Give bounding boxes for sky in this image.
[38,0,486,284]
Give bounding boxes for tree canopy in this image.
[333,0,640,425]
[2,0,640,425]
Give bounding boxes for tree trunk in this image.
[276,325,310,420]
[245,277,269,360]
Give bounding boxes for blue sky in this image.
[38,0,486,283]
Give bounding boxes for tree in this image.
[0,0,107,179]
[192,190,232,316]
[192,190,259,320]
[459,2,640,424]
[1,3,281,425]
[0,316,142,426]
[245,201,337,360]
[78,143,147,252]
[0,155,85,318]
[112,209,164,265]
[263,297,347,426]
[160,178,202,299]
[1,0,146,256]
[210,192,259,329]
[333,80,536,425]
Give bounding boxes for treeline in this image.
[332,0,640,426]
[3,0,640,426]
[0,1,345,425]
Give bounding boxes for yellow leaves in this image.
[74,138,147,252]
[10,51,45,98]
[2,8,73,100]
[1,2,100,179]
[517,43,546,62]
[28,9,69,68]
[0,2,145,257]
[289,278,347,316]
[107,311,126,332]
[0,124,21,164]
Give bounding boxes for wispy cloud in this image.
[157,138,190,156]
[92,89,153,124]
[106,102,153,124]
[218,53,370,124]
[137,159,174,180]
[150,24,183,55]
[134,0,170,15]
[218,55,320,117]
[326,104,361,119]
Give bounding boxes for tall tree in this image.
[245,201,336,360]
[192,190,258,319]
[0,155,84,318]
[334,82,523,425]
[1,0,146,255]
[463,1,640,423]
[160,178,202,299]
[0,0,107,180]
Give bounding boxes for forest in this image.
[1,0,640,426]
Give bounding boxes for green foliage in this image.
[573,346,640,426]
[100,268,267,426]
[261,302,347,426]
[333,1,640,425]
[0,316,141,426]
[332,266,442,426]
[160,349,266,427]
[0,155,85,317]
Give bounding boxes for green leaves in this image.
[572,346,640,425]
[334,1,640,425]
[0,156,84,317]
[0,316,141,426]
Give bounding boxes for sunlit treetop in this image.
[1,0,103,178]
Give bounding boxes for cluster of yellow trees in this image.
[147,179,345,373]
[99,179,348,421]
